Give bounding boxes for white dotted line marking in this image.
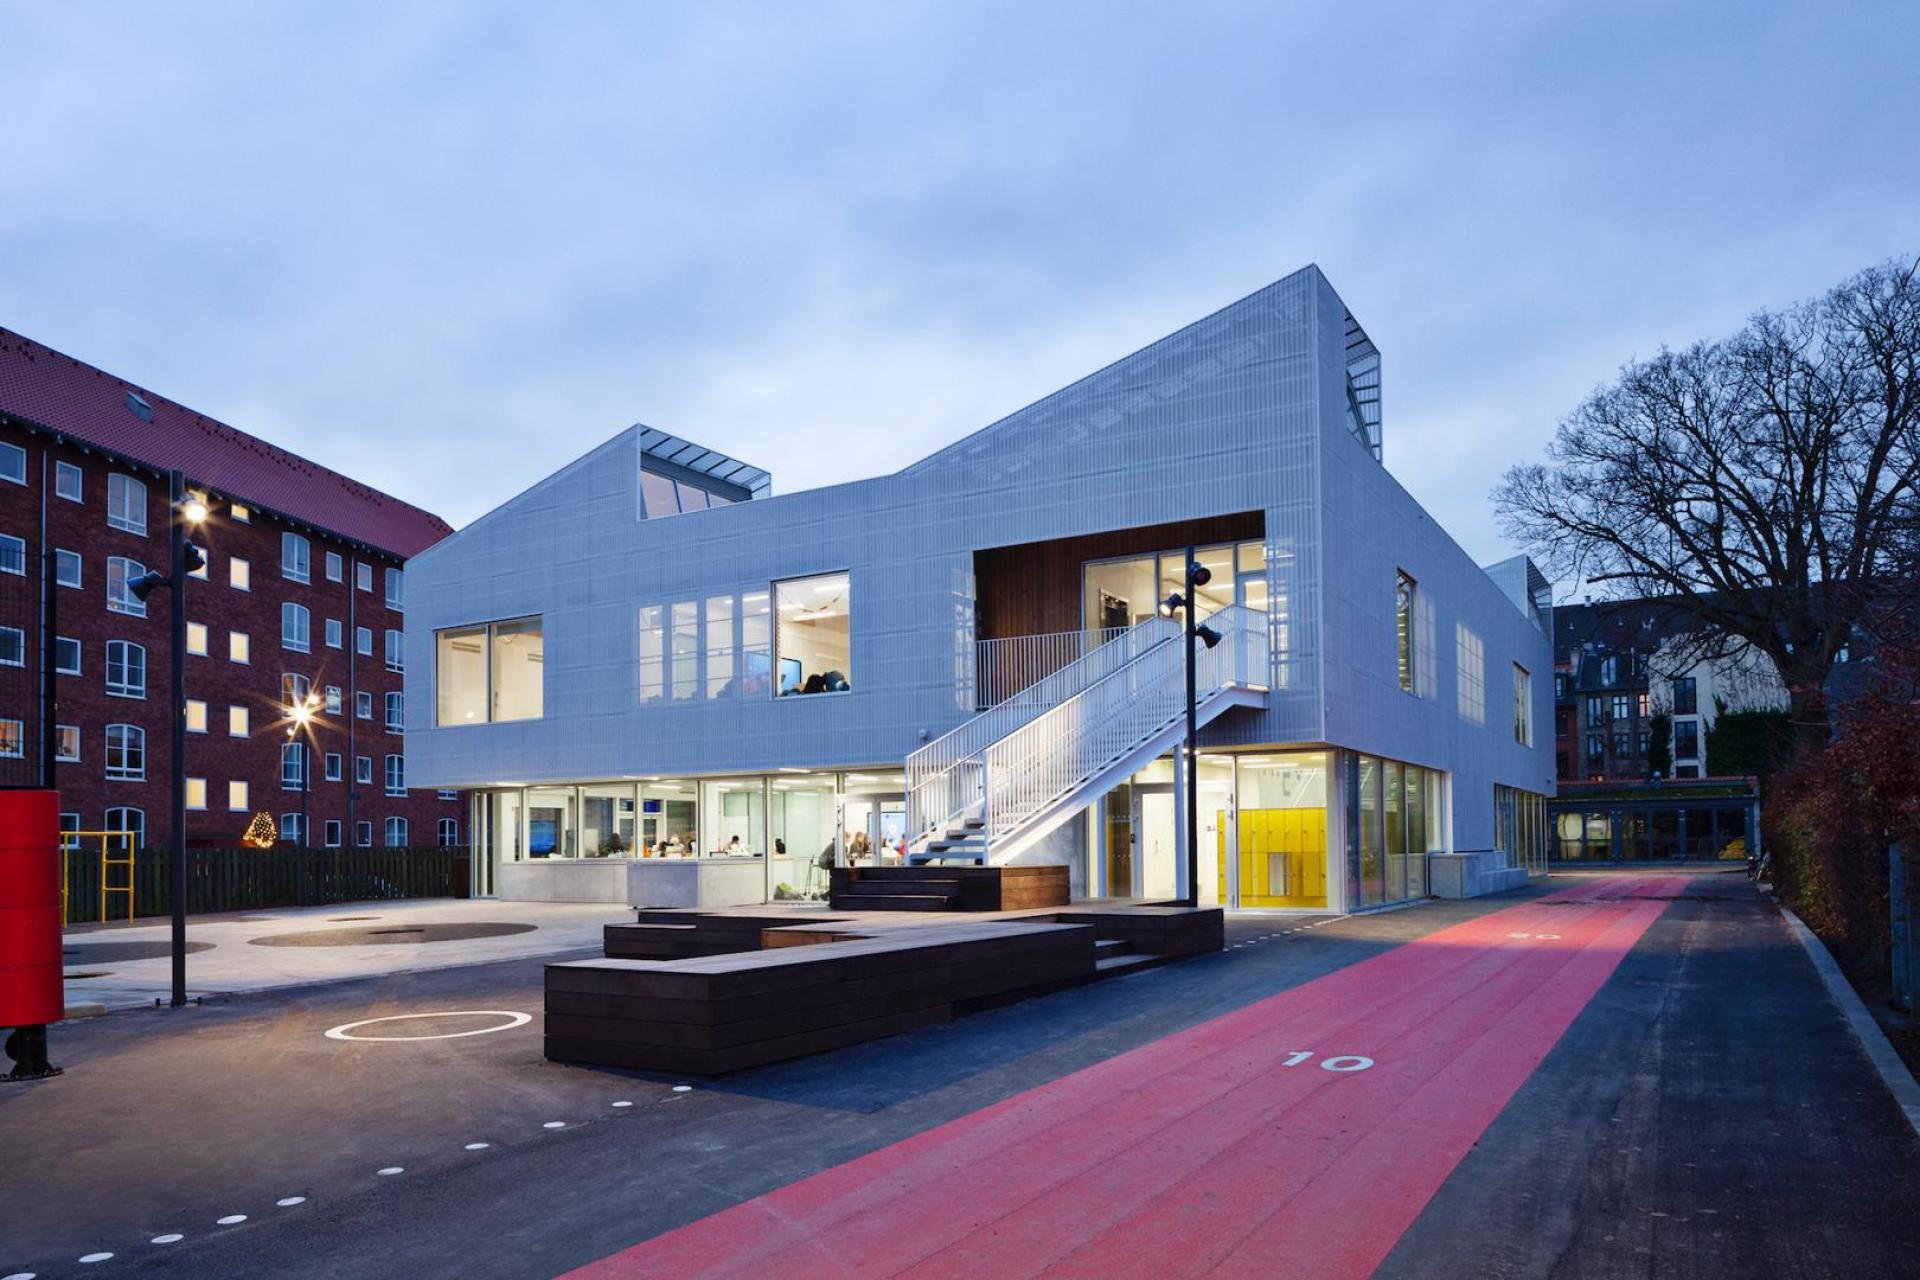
[543,1121,567,1130]
[465,1142,491,1150]
[79,1255,114,1266]
[216,1214,247,1226]
[612,1100,633,1108]
[151,1234,184,1244]
[276,1196,306,1207]
[672,1085,693,1093]
[377,1166,404,1176]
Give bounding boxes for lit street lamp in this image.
[286,692,323,848]
[127,470,207,1009]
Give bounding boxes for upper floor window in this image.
[384,690,403,732]
[384,753,405,797]
[385,567,403,610]
[1554,673,1568,700]
[384,628,404,672]
[1610,694,1631,722]
[1394,571,1416,693]
[54,461,83,502]
[230,556,251,591]
[1585,696,1605,728]
[229,502,251,523]
[435,616,543,725]
[1674,719,1700,760]
[1513,664,1532,746]
[105,723,145,780]
[229,630,251,664]
[1455,624,1485,725]
[106,640,146,698]
[774,573,851,696]
[107,473,147,535]
[0,533,24,576]
[356,561,372,592]
[282,602,311,653]
[0,442,25,485]
[1672,676,1698,716]
[357,690,373,720]
[1598,654,1620,685]
[326,618,343,649]
[326,550,343,582]
[0,718,24,758]
[0,626,24,668]
[55,549,81,588]
[54,636,81,675]
[356,626,372,655]
[106,556,147,616]
[384,816,409,847]
[282,532,310,583]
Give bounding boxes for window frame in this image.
[771,573,853,700]
[0,441,27,486]
[54,460,83,502]
[282,601,311,653]
[55,548,82,588]
[281,532,311,583]
[1394,570,1417,694]
[105,723,146,781]
[106,473,147,535]
[105,640,147,698]
[106,556,148,616]
[0,532,25,577]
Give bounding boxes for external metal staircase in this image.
[905,604,1269,865]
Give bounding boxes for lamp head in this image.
[1189,561,1212,588]
[181,497,209,525]
[1163,591,1187,614]
[128,569,170,601]
[1195,623,1223,650]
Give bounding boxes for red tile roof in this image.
[0,327,452,558]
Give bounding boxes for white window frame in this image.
[384,753,405,797]
[0,625,24,669]
[356,690,373,720]
[105,723,146,780]
[106,807,145,846]
[282,531,311,583]
[54,460,83,502]
[106,556,148,617]
[0,718,24,758]
[356,625,373,655]
[55,548,81,588]
[384,816,409,848]
[54,635,81,675]
[55,724,80,762]
[356,561,373,592]
[356,755,373,785]
[326,550,343,582]
[185,777,207,810]
[384,690,403,732]
[0,532,24,577]
[325,751,343,781]
[385,566,403,610]
[325,618,343,649]
[0,441,27,485]
[437,817,459,847]
[107,473,147,535]
[324,819,343,848]
[282,602,311,653]
[186,621,209,656]
[105,640,147,698]
[384,628,404,672]
[355,820,374,847]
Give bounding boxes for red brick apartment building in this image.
[0,327,461,849]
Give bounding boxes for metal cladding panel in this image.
[404,266,1345,788]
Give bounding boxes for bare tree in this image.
[1496,259,1920,758]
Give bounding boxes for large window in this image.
[282,532,310,583]
[106,807,145,847]
[774,572,851,696]
[0,532,23,576]
[54,460,82,501]
[106,556,147,616]
[105,724,145,780]
[385,817,409,847]
[0,719,22,758]
[384,754,405,796]
[282,602,310,652]
[1674,719,1700,760]
[0,441,25,484]
[1455,625,1485,725]
[1513,664,1532,746]
[1672,676,1698,716]
[385,567,403,610]
[435,617,543,726]
[106,640,146,698]
[638,469,739,519]
[1395,571,1416,693]
[385,691,403,732]
[107,473,146,535]
[1350,753,1441,907]
[671,602,699,700]
[705,595,735,698]
[56,548,81,588]
[0,626,23,667]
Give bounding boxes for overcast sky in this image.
[3,2,1914,573]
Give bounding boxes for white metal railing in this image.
[907,614,1180,843]
[908,605,1268,855]
[973,626,1128,710]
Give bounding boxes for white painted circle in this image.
[1321,1055,1375,1073]
[672,1085,693,1093]
[152,1234,184,1244]
[543,1121,566,1129]
[612,1100,633,1108]
[377,1166,404,1176]
[78,1254,114,1265]
[325,1010,532,1042]
[465,1142,491,1150]
[276,1196,306,1207]
[217,1214,247,1226]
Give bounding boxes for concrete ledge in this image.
[1428,851,1529,900]
[1780,905,1920,1138]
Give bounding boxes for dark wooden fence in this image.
[62,845,470,925]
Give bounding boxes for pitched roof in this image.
[0,327,452,559]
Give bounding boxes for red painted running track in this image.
[568,875,1684,1280]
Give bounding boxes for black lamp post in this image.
[286,692,322,848]
[1163,544,1222,909]
[128,470,207,1008]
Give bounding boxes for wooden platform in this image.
[550,902,1222,1076]
[826,864,1070,912]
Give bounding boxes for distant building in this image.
[0,327,462,850]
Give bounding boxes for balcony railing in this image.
[973,625,1128,710]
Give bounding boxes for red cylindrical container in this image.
[0,789,64,1027]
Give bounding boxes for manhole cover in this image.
[63,940,214,964]
[249,923,538,947]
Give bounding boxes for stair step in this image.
[1093,938,1130,958]
[843,880,962,896]
[1094,952,1160,976]
[827,893,957,912]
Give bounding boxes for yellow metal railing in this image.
[61,830,139,924]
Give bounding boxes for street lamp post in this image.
[1163,546,1223,910]
[128,471,207,1008]
[287,693,321,848]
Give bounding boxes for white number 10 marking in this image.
[1280,1051,1375,1073]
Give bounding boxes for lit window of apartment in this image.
[230,502,251,523]
[107,473,147,535]
[230,631,251,664]
[230,556,251,591]
[229,705,249,737]
[0,719,23,758]
[187,543,209,579]
[185,777,207,810]
[229,780,249,811]
[186,621,209,656]
[384,628,404,672]
[185,699,208,733]
[55,725,80,762]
